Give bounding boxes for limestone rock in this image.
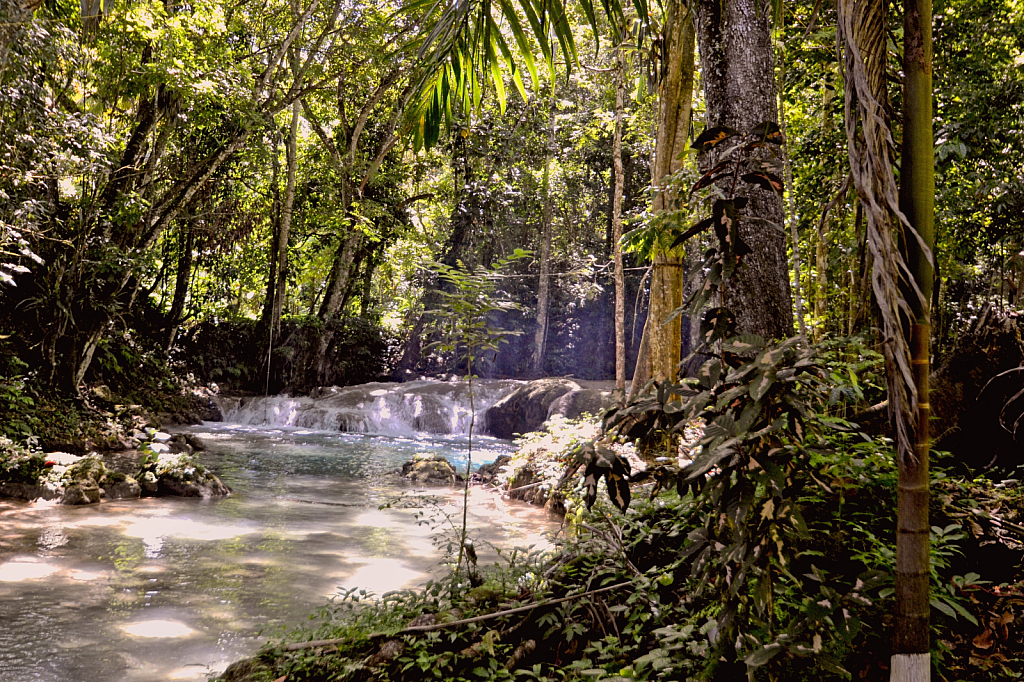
[61,482,102,505]
[102,474,142,499]
[401,454,460,484]
[483,379,580,439]
[474,455,511,484]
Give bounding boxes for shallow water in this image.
[0,423,559,682]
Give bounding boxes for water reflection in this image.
[0,424,559,681]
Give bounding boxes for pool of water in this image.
[0,424,559,681]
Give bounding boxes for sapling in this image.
[425,250,528,584]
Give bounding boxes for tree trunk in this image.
[166,222,195,349]
[776,29,806,338]
[893,0,934,672]
[270,101,300,338]
[693,0,794,340]
[631,0,695,391]
[532,93,556,377]
[612,42,627,392]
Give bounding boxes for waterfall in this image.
[216,379,523,437]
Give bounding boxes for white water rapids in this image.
[217,379,523,436]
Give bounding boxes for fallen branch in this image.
[281,581,633,652]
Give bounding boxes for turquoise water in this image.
[0,424,557,681]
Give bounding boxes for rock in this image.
[140,451,230,498]
[402,454,460,484]
[102,474,142,499]
[140,471,159,493]
[89,384,115,403]
[157,470,231,497]
[168,434,194,454]
[474,455,511,484]
[547,388,616,421]
[61,483,101,505]
[59,456,110,505]
[484,379,580,439]
[183,434,206,451]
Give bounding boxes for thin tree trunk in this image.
[532,92,556,377]
[816,173,852,339]
[777,28,806,338]
[166,222,195,349]
[612,41,627,392]
[272,100,300,338]
[261,126,283,330]
[693,0,793,340]
[893,0,934,672]
[631,0,695,392]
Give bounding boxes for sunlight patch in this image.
[121,619,194,638]
[0,558,59,582]
[124,518,255,542]
[337,557,424,597]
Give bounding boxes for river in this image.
[0,421,559,681]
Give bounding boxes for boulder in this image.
[401,454,460,484]
[61,483,102,505]
[102,473,142,499]
[138,450,231,498]
[474,455,511,484]
[483,379,580,439]
[547,388,615,421]
[157,469,231,497]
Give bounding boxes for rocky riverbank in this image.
[0,429,229,505]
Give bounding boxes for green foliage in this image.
[0,437,45,484]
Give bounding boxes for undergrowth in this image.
[215,333,1024,682]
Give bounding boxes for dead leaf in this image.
[973,627,995,649]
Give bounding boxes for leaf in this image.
[692,125,739,152]
[748,121,784,144]
[670,217,715,249]
[972,627,995,649]
[690,172,730,194]
[741,172,784,194]
[748,368,776,402]
[744,643,783,667]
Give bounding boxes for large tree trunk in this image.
[532,94,556,377]
[631,0,695,391]
[612,41,627,392]
[893,0,934,673]
[693,0,794,340]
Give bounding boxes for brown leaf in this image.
[973,627,995,649]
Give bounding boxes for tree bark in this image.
[612,40,627,392]
[693,0,794,340]
[631,0,695,391]
[532,93,556,377]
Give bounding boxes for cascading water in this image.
[218,379,523,437]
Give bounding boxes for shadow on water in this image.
[0,423,560,682]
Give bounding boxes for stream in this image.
[0,420,560,682]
